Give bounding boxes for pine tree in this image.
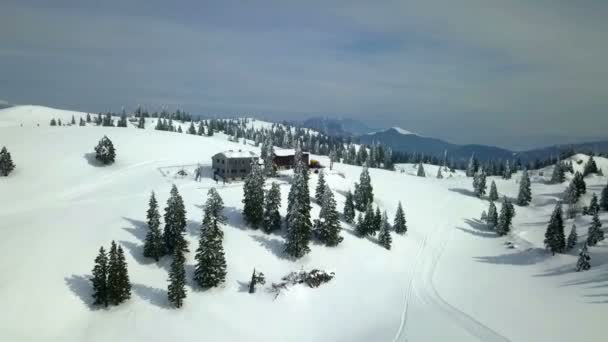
[50,118,57,126]
[86,113,91,123]
[586,209,604,246]
[572,171,586,198]
[583,156,598,177]
[550,162,565,184]
[194,188,227,288]
[436,167,443,179]
[107,241,130,305]
[115,245,131,303]
[417,161,426,177]
[503,160,512,180]
[361,204,375,237]
[167,247,187,308]
[378,211,392,250]
[163,185,188,254]
[544,202,566,255]
[187,121,196,134]
[588,193,600,215]
[393,201,407,234]
[177,126,183,133]
[488,181,499,202]
[372,206,382,236]
[566,224,577,250]
[94,136,116,165]
[284,144,312,258]
[262,182,282,234]
[314,188,343,246]
[71,115,76,125]
[0,146,16,176]
[91,246,109,306]
[576,243,591,272]
[355,213,366,237]
[601,181,608,211]
[466,154,476,177]
[516,169,532,206]
[137,116,145,129]
[143,192,164,261]
[242,162,265,229]
[79,117,86,126]
[564,181,579,218]
[315,171,327,203]
[473,169,487,198]
[354,166,373,211]
[487,201,498,230]
[496,197,515,236]
[343,190,356,224]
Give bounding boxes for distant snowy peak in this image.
[368,127,419,136]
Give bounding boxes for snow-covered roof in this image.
[273,149,310,157]
[216,150,258,159]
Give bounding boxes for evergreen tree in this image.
[315,171,327,203]
[588,193,600,215]
[197,122,205,135]
[503,160,512,180]
[248,268,266,294]
[115,245,131,303]
[143,192,164,261]
[117,112,127,127]
[284,160,312,258]
[566,224,577,250]
[314,188,343,246]
[573,171,586,197]
[86,113,91,123]
[361,204,375,237]
[137,116,145,129]
[58,118,62,126]
[79,117,86,126]
[372,206,382,236]
[0,146,16,176]
[242,162,265,229]
[564,181,579,218]
[50,118,57,126]
[488,181,499,202]
[544,202,566,255]
[94,136,116,165]
[71,115,76,125]
[576,243,591,272]
[262,182,282,234]
[343,190,356,224]
[466,154,476,177]
[550,162,565,184]
[496,196,515,236]
[436,167,443,179]
[601,181,608,211]
[378,211,392,250]
[177,126,183,133]
[583,156,598,177]
[91,246,109,307]
[354,166,374,211]
[167,247,187,308]
[473,169,487,198]
[163,185,188,254]
[516,169,532,206]
[187,121,196,134]
[487,201,498,230]
[106,241,130,305]
[416,161,426,177]
[355,213,366,237]
[393,201,407,234]
[586,209,604,246]
[194,188,227,288]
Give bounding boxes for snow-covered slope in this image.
[1,105,607,342]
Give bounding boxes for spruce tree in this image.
[167,247,187,308]
[496,197,515,236]
[143,192,164,261]
[544,202,566,255]
[314,188,343,246]
[115,245,131,303]
[566,224,577,250]
[262,182,282,234]
[94,136,116,165]
[564,181,579,218]
[355,213,366,237]
[86,113,91,123]
[588,193,600,215]
[50,118,57,126]
[473,169,487,198]
[436,167,443,179]
[576,244,591,272]
[284,145,312,258]
[393,201,407,234]
[0,146,16,176]
[71,115,76,125]
[315,171,327,203]
[503,160,512,180]
[550,162,565,184]
[194,188,227,287]
[583,156,598,177]
[378,211,392,250]
[586,209,604,246]
[372,206,382,236]
[163,185,188,254]
[106,241,129,305]
[361,204,375,237]
[242,162,265,229]
[187,121,196,134]
[601,181,608,211]
[487,201,498,230]
[354,166,373,211]
[572,171,586,197]
[488,180,499,202]
[343,190,356,224]
[417,161,426,177]
[91,246,109,306]
[516,169,532,206]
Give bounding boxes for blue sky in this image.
[1,0,607,150]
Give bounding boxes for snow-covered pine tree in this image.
[94,136,116,165]
[503,160,512,180]
[79,117,85,126]
[488,180,499,202]
[550,161,565,184]
[586,209,604,246]
[284,151,313,258]
[71,115,76,125]
[354,166,373,211]
[566,224,577,250]
[187,121,196,134]
[329,149,337,170]
[314,188,343,246]
[163,185,188,254]
[194,188,227,288]
[343,190,356,224]
[466,154,476,177]
[544,201,566,255]
[242,162,265,229]
[487,201,498,230]
[416,161,426,177]
[601,181,608,211]
[137,116,145,129]
[588,193,600,215]
[573,171,586,198]
[315,170,327,203]
[91,246,109,306]
[262,182,282,234]
[86,113,91,123]
[564,180,579,218]
[393,201,407,234]
[480,210,488,222]
[167,247,187,308]
[0,146,16,176]
[372,206,382,236]
[473,169,487,198]
[117,112,127,127]
[516,169,532,206]
[576,243,591,272]
[378,211,392,250]
[177,126,183,133]
[57,118,62,126]
[436,167,443,179]
[496,196,515,236]
[106,241,120,305]
[583,156,598,177]
[143,192,164,261]
[355,213,366,237]
[360,204,375,237]
[197,122,205,135]
[115,245,131,303]
[50,118,57,126]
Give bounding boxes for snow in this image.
[1,105,607,342]
[217,150,258,159]
[367,126,420,136]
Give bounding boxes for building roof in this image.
[273,149,310,157]
[215,150,258,159]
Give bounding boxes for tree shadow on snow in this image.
[236,280,251,293]
[223,206,249,231]
[456,218,499,238]
[64,274,99,310]
[132,283,172,309]
[83,152,105,167]
[122,217,148,242]
[119,240,156,266]
[250,234,291,261]
[448,188,478,198]
[474,247,550,266]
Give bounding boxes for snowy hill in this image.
[1,105,607,342]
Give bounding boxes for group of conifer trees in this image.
[91,241,131,307]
